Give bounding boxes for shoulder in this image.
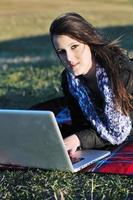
[119,57,133,93]
[119,56,133,75]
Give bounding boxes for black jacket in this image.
[61,60,133,148]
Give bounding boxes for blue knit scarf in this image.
[67,64,132,145]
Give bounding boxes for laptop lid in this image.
[0,109,73,171]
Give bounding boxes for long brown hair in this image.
[49,12,133,115]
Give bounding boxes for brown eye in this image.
[71,45,78,50]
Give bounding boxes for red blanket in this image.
[87,140,133,175]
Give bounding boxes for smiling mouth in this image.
[70,63,79,68]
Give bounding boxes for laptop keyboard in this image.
[70,156,85,164]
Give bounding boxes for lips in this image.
[70,63,79,68]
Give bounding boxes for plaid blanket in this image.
[81,139,133,175]
[94,139,133,175]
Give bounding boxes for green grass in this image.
[0,0,133,199]
[0,66,63,109]
[0,170,133,199]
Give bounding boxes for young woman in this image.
[49,12,133,156]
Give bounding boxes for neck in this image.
[83,60,97,80]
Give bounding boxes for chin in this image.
[73,70,82,77]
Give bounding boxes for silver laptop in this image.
[0,109,110,172]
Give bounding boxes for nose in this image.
[66,50,75,63]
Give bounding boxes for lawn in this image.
[0,0,133,199]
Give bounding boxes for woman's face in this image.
[53,34,95,76]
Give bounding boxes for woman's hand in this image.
[64,134,80,157]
